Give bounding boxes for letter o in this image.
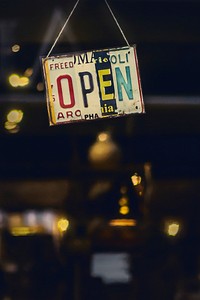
[75,110,81,117]
[57,74,75,109]
[110,55,117,64]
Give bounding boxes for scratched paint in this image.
[42,45,144,126]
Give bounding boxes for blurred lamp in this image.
[88,131,121,169]
[164,219,181,237]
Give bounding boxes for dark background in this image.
[1,0,200,299]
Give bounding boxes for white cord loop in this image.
[104,0,130,47]
[46,0,80,57]
[46,0,130,57]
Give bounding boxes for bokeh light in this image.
[36,82,44,92]
[164,219,181,237]
[57,218,69,233]
[119,206,129,215]
[7,109,23,123]
[8,73,29,88]
[19,76,29,87]
[11,44,20,53]
[98,132,110,142]
[131,173,142,186]
[24,68,33,77]
[9,74,20,87]
[4,109,23,134]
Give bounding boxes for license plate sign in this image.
[42,45,144,125]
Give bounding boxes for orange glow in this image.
[131,173,142,186]
[119,196,128,206]
[119,206,129,215]
[37,82,44,91]
[57,218,69,232]
[10,226,42,236]
[109,219,137,227]
[8,214,22,227]
[98,132,110,142]
[24,68,33,77]
[19,76,29,87]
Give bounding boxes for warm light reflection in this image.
[8,74,29,88]
[88,130,121,168]
[19,76,29,87]
[37,82,44,92]
[10,226,41,236]
[6,211,63,237]
[119,191,130,215]
[9,74,20,87]
[4,121,18,131]
[4,122,20,134]
[119,206,129,215]
[11,44,20,53]
[98,132,110,142]
[8,214,22,227]
[131,173,142,186]
[167,222,180,236]
[57,218,69,233]
[5,109,23,134]
[164,219,181,237]
[109,219,137,227]
[7,110,23,123]
[119,196,128,206]
[24,68,33,77]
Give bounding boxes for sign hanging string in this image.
[46,0,130,58]
[104,0,130,47]
[46,0,80,57]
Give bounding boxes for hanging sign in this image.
[42,45,144,126]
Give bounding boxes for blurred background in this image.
[1,0,200,299]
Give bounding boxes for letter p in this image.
[79,71,94,108]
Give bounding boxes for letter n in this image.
[115,66,133,101]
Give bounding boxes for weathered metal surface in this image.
[42,45,144,125]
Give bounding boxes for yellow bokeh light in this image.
[4,121,18,130]
[7,110,23,123]
[19,76,29,87]
[120,186,127,194]
[57,218,69,232]
[98,132,110,142]
[119,196,128,206]
[109,219,137,227]
[9,74,20,87]
[11,227,37,236]
[167,222,180,236]
[11,44,20,53]
[24,68,33,77]
[119,206,129,215]
[131,174,142,186]
[8,74,29,88]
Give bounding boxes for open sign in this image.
[42,45,144,125]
